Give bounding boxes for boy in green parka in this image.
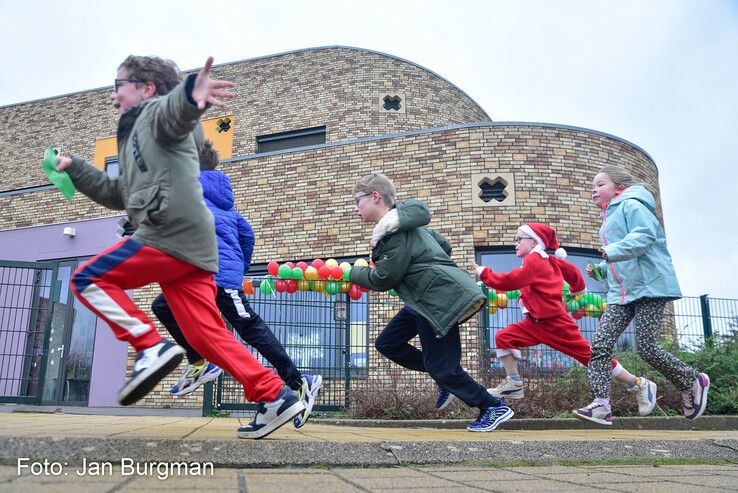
[349,172,513,431]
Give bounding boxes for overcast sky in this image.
[1,1,736,298]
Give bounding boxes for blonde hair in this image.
[353,172,396,207]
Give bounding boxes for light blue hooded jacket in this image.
[597,185,681,305]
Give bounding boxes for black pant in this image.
[151,287,303,390]
[374,306,499,410]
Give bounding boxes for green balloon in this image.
[325,280,340,295]
[277,264,292,279]
[507,290,521,300]
[291,267,304,280]
[487,288,497,302]
[343,267,351,281]
[259,279,274,295]
[388,288,397,297]
[566,300,579,312]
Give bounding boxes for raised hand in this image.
[192,57,234,110]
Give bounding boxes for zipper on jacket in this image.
[601,204,626,304]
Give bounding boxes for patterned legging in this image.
[588,297,697,398]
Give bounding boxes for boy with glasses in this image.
[350,172,513,432]
[472,223,655,423]
[54,55,304,438]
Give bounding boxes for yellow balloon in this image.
[496,293,509,308]
[325,258,339,268]
[339,261,352,271]
[488,306,498,315]
[340,282,350,293]
[305,266,319,281]
[354,258,369,267]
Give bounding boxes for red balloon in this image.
[369,260,376,268]
[267,260,279,277]
[286,279,298,294]
[330,266,343,280]
[348,284,363,300]
[318,265,331,279]
[295,261,309,272]
[572,309,584,320]
[285,262,295,269]
[311,258,325,269]
[275,279,288,293]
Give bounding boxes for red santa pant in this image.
[495,314,618,369]
[70,238,283,402]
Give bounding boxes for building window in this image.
[104,157,119,178]
[256,126,326,153]
[377,92,406,114]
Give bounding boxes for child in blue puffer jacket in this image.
[151,141,322,429]
[573,165,709,425]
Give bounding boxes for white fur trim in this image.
[496,348,523,359]
[475,265,486,277]
[370,208,400,247]
[555,247,567,259]
[530,244,548,258]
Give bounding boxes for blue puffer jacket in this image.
[597,185,681,305]
[199,170,254,289]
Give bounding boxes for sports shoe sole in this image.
[238,400,305,439]
[487,387,525,399]
[171,366,223,396]
[118,345,185,406]
[686,373,710,421]
[572,409,613,426]
[294,375,323,428]
[466,407,515,432]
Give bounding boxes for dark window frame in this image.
[256,126,326,153]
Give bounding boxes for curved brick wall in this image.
[0,46,489,192]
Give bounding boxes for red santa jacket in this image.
[480,250,586,319]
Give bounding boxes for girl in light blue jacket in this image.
[573,165,709,425]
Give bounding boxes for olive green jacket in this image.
[67,75,217,273]
[350,199,484,337]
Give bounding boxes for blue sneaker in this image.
[171,361,223,396]
[435,387,455,410]
[293,374,323,428]
[466,405,514,432]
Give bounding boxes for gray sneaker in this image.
[238,386,305,439]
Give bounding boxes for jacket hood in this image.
[199,170,234,211]
[607,185,656,213]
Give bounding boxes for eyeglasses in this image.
[514,236,534,244]
[114,78,146,93]
[354,193,373,206]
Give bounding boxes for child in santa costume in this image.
[473,222,656,425]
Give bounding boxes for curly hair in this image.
[118,55,181,96]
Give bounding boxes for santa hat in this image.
[518,223,567,259]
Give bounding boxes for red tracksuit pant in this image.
[496,314,617,369]
[70,238,283,402]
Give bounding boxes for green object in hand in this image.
[589,262,604,282]
[42,146,76,201]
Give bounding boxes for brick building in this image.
[0,46,660,412]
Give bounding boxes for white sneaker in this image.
[487,376,524,399]
[627,377,657,416]
[573,400,613,426]
[118,339,184,406]
[293,374,323,428]
[171,361,223,396]
[237,387,305,439]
